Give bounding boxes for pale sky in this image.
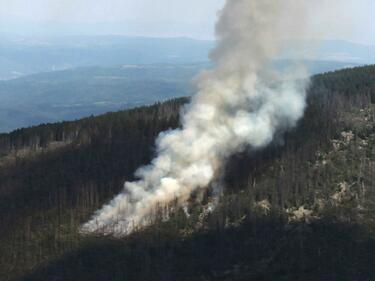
[0,0,374,43]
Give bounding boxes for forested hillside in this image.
[1,66,375,281]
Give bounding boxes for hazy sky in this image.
[0,0,374,43]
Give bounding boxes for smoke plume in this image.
[82,0,312,236]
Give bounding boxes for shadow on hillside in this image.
[20,218,375,281]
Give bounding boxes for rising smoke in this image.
[82,0,313,236]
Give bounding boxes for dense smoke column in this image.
[82,0,309,236]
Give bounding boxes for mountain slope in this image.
[1,66,375,281]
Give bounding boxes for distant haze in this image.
[0,0,224,39]
[0,0,375,44]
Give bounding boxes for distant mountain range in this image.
[0,64,203,133]
[1,35,374,80]
[0,35,214,80]
[0,59,361,133]
[0,35,373,133]
[280,39,375,64]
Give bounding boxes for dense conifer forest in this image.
[1,65,375,281]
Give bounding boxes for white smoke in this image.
[82,0,313,236]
